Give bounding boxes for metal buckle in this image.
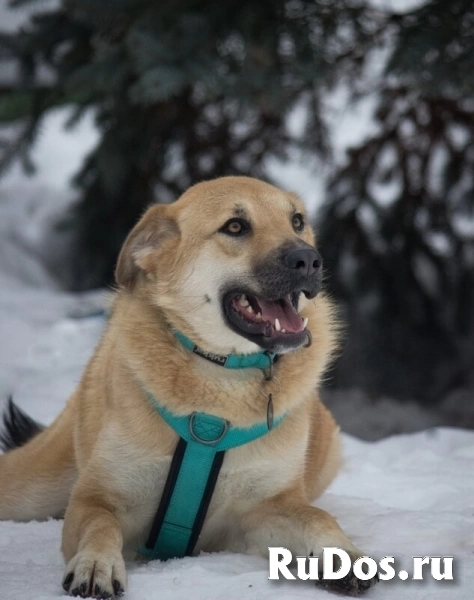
[188,413,229,445]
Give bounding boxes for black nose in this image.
[283,247,322,279]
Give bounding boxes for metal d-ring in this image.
[188,413,229,445]
[260,375,281,400]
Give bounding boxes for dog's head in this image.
[116,176,323,355]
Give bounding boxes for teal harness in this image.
[139,332,284,562]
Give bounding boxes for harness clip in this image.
[188,413,229,445]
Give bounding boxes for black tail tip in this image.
[0,397,43,452]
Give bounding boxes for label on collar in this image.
[192,344,228,366]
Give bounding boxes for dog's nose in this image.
[283,247,322,279]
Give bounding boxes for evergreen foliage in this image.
[0,0,381,288]
[319,1,474,401]
[1,0,473,401]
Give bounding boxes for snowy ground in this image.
[1,266,473,600]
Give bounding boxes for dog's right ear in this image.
[115,204,178,290]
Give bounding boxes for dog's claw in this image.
[62,551,126,598]
[113,580,125,597]
[62,572,74,592]
[68,578,116,599]
[94,583,113,599]
[70,581,88,597]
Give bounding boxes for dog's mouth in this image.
[223,290,309,351]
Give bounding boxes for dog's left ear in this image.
[115,204,178,290]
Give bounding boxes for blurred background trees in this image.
[0,0,383,289]
[319,0,474,404]
[0,0,473,408]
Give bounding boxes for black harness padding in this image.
[144,437,187,553]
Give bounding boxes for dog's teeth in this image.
[256,312,262,320]
[247,305,254,313]
[275,318,281,332]
[303,317,308,329]
[281,328,287,333]
[239,295,249,307]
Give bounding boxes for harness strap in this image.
[139,397,286,561]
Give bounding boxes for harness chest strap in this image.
[139,397,286,561]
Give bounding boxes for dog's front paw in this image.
[316,549,379,596]
[318,569,379,596]
[62,550,127,598]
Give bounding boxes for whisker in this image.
[174,266,196,293]
[187,299,209,314]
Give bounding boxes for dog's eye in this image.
[292,213,304,232]
[220,218,250,236]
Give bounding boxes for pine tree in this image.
[319,0,474,401]
[0,0,380,289]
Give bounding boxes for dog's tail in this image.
[0,397,76,521]
[0,397,44,452]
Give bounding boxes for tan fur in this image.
[0,176,368,597]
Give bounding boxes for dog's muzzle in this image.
[281,245,322,299]
[221,242,323,352]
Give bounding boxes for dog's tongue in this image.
[258,297,303,333]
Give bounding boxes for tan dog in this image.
[0,176,377,597]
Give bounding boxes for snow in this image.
[367,0,430,13]
[1,269,474,599]
[0,108,99,288]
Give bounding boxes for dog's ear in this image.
[115,204,178,290]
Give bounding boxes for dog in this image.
[0,176,378,597]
